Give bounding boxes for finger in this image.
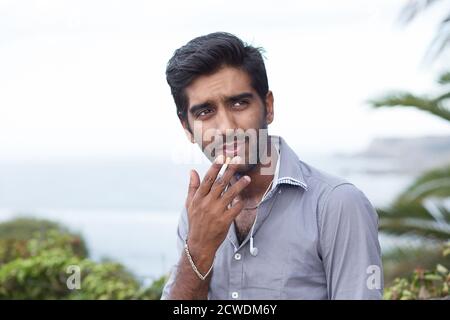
[185,169,200,209]
[229,174,239,185]
[224,197,245,221]
[197,155,225,196]
[210,156,241,198]
[221,175,251,206]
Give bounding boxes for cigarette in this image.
[218,156,232,178]
[217,156,232,194]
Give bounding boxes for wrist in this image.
[186,238,216,273]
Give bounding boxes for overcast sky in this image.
[1,0,450,162]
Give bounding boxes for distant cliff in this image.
[338,135,450,174]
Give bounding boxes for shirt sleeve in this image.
[318,183,384,299]
[160,208,189,300]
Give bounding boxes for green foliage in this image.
[383,244,450,284]
[384,265,449,299]
[384,243,450,299]
[0,217,72,240]
[0,217,88,264]
[0,218,167,300]
[68,261,152,300]
[438,71,450,85]
[376,164,450,243]
[396,165,450,203]
[0,247,80,299]
[368,70,450,122]
[137,274,168,300]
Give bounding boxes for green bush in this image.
[136,274,168,300]
[0,247,80,299]
[69,261,153,300]
[384,264,449,300]
[0,217,88,264]
[384,243,450,300]
[0,217,167,299]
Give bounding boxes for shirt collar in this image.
[233,135,308,192]
[271,135,308,191]
[271,141,281,192]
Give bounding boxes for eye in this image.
[232,100,249,108]
[196,108,213,118]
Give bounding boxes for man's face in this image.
[182,66,274,174]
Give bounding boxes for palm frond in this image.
[378,203,436,221]
[395,164,450,203]
[378,165,450,240]
[435,91,450,102]
[399,0,450,60]
[399,0,441,24]
[438,71,450,85]
[424,13,450,61]
[379,216,450,241]
[368,91,450,122]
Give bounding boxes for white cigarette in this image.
[218,156,232,178]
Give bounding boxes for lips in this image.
[222,142,243,157]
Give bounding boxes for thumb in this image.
[185,169,200,209]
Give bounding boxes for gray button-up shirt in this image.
[161,136,383,300]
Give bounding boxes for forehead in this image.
[185,66,254,107]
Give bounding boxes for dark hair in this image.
[166,32,269,121]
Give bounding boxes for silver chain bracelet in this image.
[184,239,214,281]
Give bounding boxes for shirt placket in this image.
[225,185,280,300]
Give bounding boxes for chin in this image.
[235,163,257,175]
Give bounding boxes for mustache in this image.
[202,134,249,160]
[207,134,248,150]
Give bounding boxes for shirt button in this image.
[234,253,241,260]
[231,292,239,299]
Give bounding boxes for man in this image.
[161,32,383,300]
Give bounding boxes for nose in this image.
[214,106,237,136]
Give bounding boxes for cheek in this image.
[189,118,210,144]
[240,105,266,129]
[193,123,220,156]
[199,124,217,146]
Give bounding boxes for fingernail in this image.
[231,156,242,164]
[243,175,251,182]
[215,155,225,164]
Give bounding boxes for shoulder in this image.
[299,159,359,206]
[300,159,350,191]
[299,160,376,222]
[318,181,378,231]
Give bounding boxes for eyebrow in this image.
[189,92,255,116]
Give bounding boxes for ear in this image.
[180,118,195,143]
[265,90,274,125]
